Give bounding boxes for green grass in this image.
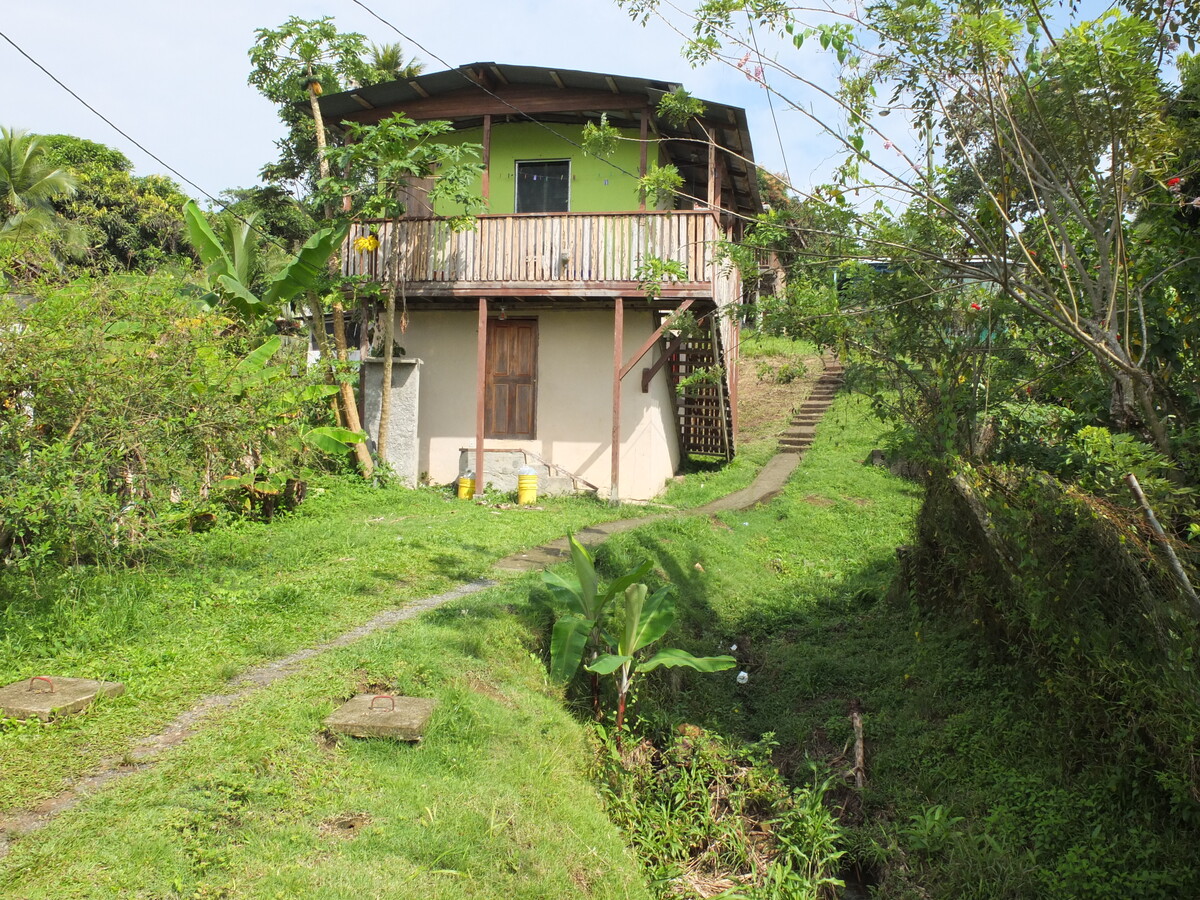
[8,386,1181,898]
[0,395,898,900]
[0,482,653,815]
[574,395,1200,898]
[588,396,921,745]
[738,332,819,360]
[0,579,649,899]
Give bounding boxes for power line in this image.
[746,11,793,189]
[0,26,333,281]
[0,28,227,215]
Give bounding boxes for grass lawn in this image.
[0,484,654,816]
[0,576,649,899]
[0,336,827,820]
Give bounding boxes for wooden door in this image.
[485,319,537,439]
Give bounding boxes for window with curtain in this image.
[515,160,570,213]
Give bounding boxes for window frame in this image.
[513,158,571,214]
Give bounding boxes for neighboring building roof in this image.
[315,61,760,217]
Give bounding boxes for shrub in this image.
[0,275,339,574]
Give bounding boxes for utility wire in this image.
[1,28,231,218]
[746,11,793,190]
[0,26,333,281]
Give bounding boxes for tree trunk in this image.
[307,67,333,220]
[377,216,402,463]
[331,297,374,478]
[307,294,344,428]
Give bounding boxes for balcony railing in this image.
[343,210,721,287]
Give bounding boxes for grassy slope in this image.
[0,484,656,815]
[0,396,808,819]
[591,396,922,751]
[0,578,649,899]
[16,381,1175,897]
[589,395,1200,898]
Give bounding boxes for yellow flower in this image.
[354,234,380,254]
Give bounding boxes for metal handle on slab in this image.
[27,676,55,693]
[368,694,395,712]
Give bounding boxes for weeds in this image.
[594,726,844,899]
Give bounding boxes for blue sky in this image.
[2,0,827,202]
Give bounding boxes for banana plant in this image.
[543,533,651,715]
[224,334,363,454]
[182,200,347,321]
[586,582,735,742]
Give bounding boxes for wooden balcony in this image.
[343,210,733,300]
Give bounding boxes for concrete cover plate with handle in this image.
[324,694,437,740]
[0,676,125,721]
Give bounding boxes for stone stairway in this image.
[777,358,845,454]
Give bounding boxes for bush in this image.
[905,464,1200,814]
[0,275,338,574]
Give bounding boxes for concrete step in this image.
[458,449,587,497]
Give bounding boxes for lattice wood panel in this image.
[671,331,734,459]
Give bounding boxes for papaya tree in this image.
[320,114,484,461]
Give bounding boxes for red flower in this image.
[970,302,982,311]
[1168,177,1183,186]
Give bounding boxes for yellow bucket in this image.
[457,476,475,499]
[517,473,538,506]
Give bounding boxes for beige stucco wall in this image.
[392,307,680,501]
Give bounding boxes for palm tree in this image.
[0,128,77,242]
[365,43,424,84]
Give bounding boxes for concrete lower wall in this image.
[361,358,421,486]
[365,307,680,501]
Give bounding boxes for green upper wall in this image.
[431,122,655,216]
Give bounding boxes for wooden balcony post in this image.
[610,297,624,505]
[481,115,492,204]
[707,139,717,211]
[475,297,488,498]
[639,107,649,211]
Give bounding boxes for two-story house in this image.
[315,62,760,501]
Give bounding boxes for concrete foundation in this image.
[324,694,437,741]
[458,448,581,496]
[0,677,125,721]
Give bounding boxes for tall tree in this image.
[40,134,189,271]
[623,0,1193,463]
[0,127,76,243]
[248,17,373,198]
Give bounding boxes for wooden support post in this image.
[638,107,650,211]
[730,321,739,440]
[850,699,866,790]
[475,298,488,499]
[481,114,492,204]
[707,138,717,211]
[610,297,624,505]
